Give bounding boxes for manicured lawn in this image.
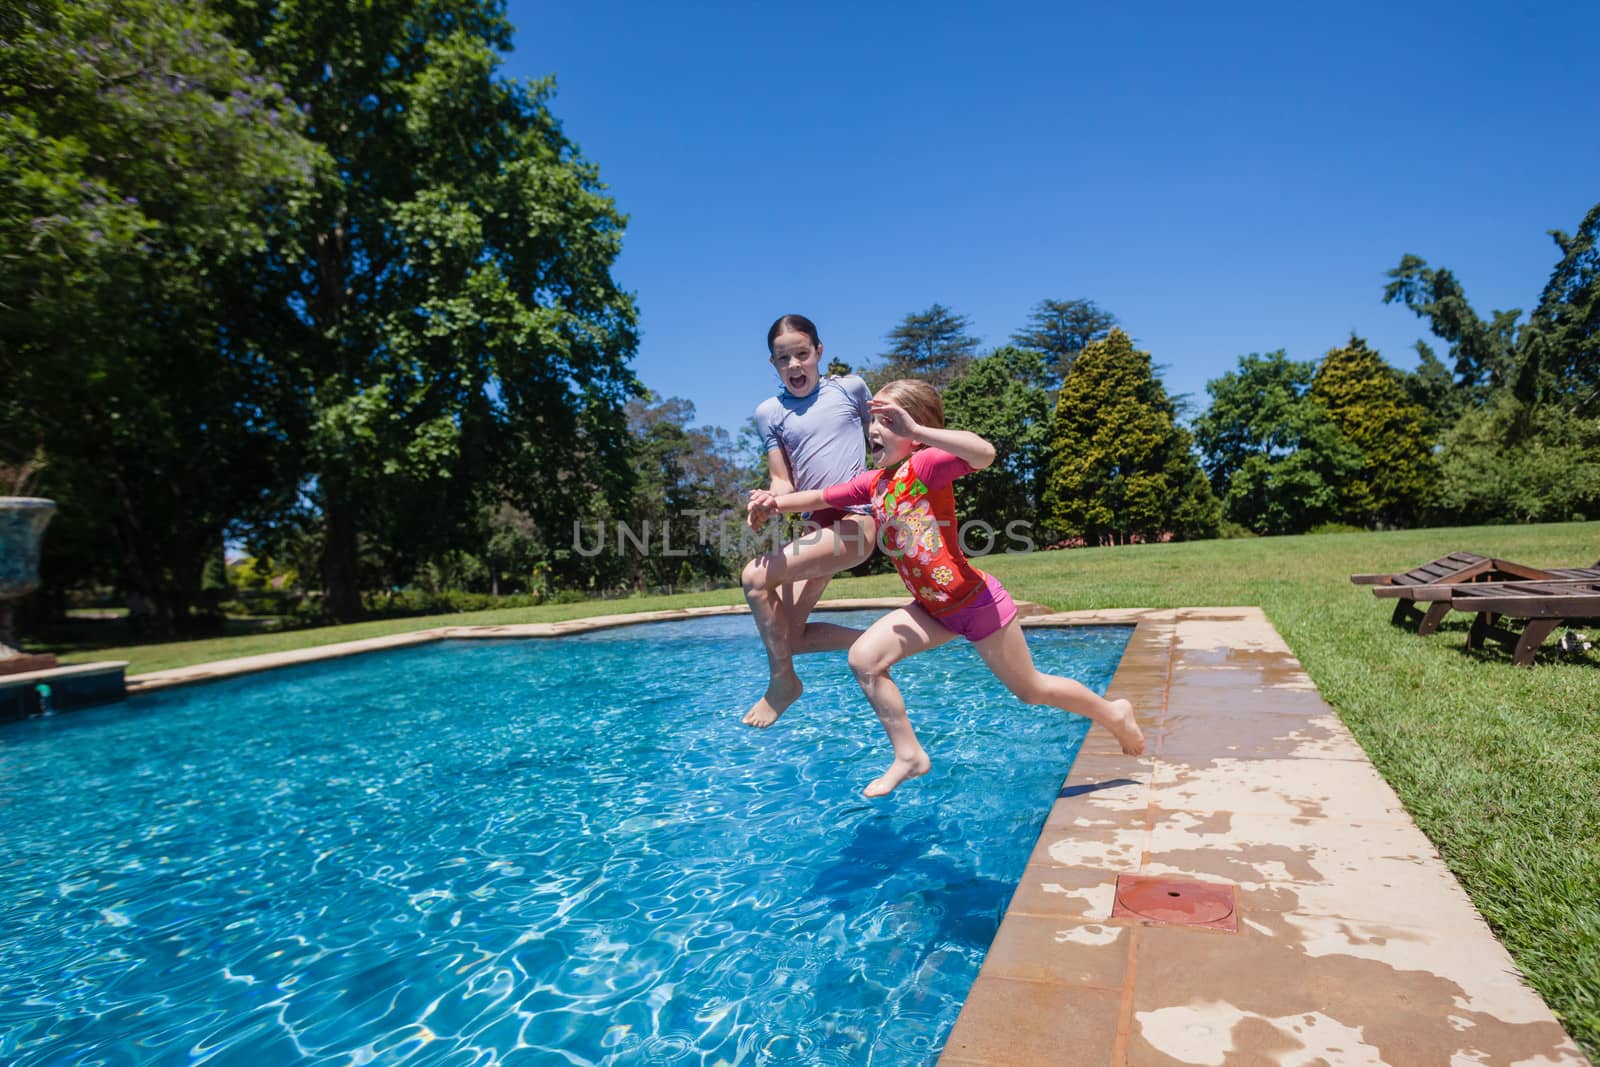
[50,520,1600,1055]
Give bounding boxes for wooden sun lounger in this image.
[1448,580,1600,666]
[1390,566,1600,604]
[1351,552,1557,634]
[1350,550,1493,586]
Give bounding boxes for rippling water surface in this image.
[0,612,1130,1065]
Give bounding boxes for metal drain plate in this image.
[1111,874,1238,932]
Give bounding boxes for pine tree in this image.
[1010,298,1118,387]
[1309,337,1434,528]
[1046,330,1218,544]
[1528,199,1600,411]
[869,304,979,389]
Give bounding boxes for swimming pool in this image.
[0,612,1130,1065]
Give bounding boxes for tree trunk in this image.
[322,488,363,621]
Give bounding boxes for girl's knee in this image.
[847,642,887,682]
[741,557,769,594]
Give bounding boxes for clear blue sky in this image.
[501,0,1600,435]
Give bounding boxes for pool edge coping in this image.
[123,597,1081,694]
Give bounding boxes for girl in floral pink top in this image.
[749,380,1146,798]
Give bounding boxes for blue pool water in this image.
[0,612,1130,1065]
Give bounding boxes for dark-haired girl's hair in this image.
[767,314,821,353]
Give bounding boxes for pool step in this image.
[0,661,127,723]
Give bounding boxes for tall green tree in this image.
[869,303,979,389]
[1383,200,1600,527]
[217,0,641,618]
[1192,352,1362,535]
[1309,337,1434,528]
[1385,200,1600,412]
[0,0,321,633]
[1398,340,1462,440]
[1010,298,1118,387]
[1525,200,1600,411]
[1383,254,1528,403]
[942,346,1052,532]
[1046,329,1218,545]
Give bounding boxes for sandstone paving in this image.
[942,607,1588,1067]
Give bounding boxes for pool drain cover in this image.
[1111,874,1237,932]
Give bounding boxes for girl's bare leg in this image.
[741,515,875,727]
[972,619,1145,755]
[776,519,876,663]
[846,605,958,796]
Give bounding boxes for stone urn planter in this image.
[0,497,58,675]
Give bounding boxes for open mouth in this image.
[787,372,809,391]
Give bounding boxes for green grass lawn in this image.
[49,520,1600,1055]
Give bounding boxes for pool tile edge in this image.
[123,598,936,694]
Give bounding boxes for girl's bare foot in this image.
[863,750,932,797]
[743,670,802,728]
[1107,698,1145,755]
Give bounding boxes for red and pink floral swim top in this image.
[822,447,987,617]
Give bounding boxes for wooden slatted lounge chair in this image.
[1446,579,1600,666]
[1350,550,1492,586]
[1351,552,1556,634]
[1373,561,1600,634]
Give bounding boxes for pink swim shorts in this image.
[929,573,1017,643]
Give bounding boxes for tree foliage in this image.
[942,346,1052,532]
[1310,337,1434,528]
[1009,298,1117,387]
[0,0,321,633]
[869,303,978,389]
[214,0,641,618]
[1192,352,1361,535]
[1432,396,1600,524]
[1046,330,1218,544]
[1380,199,1600,526]
[1398,340,1462,440]
[1527,200,1600,411]
[623,396,746,589]
[1383,254,1528,403]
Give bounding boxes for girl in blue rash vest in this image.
[740,314,878,728]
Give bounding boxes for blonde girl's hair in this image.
[877,379,944,431]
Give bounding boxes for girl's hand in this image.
[869,398,921,442]
[747,489,779,529]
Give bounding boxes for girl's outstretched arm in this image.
[871,399,996,470]
[748,487,829,519]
